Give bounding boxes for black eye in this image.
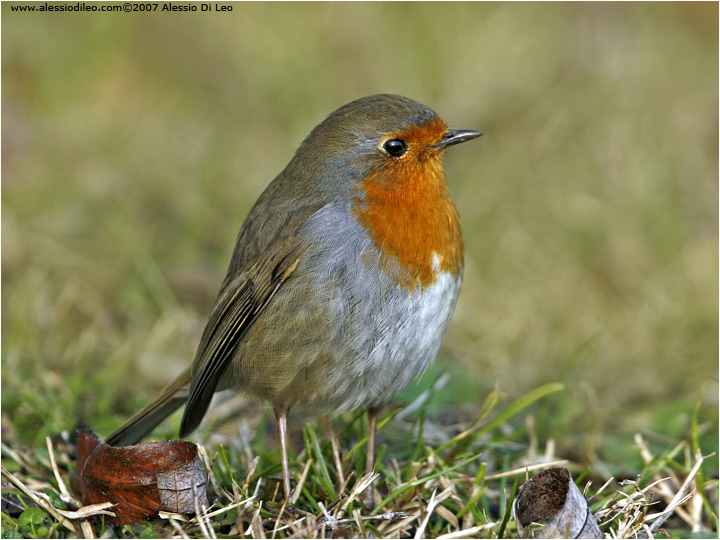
[383,138,408,157]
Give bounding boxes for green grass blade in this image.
[497,474,520,539]
[372,452,482,512]
[305,423,336,499]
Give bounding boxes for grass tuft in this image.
[2,383,717,538]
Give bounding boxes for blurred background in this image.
[3,3,717,470]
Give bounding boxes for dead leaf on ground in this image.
[70,431,207,525]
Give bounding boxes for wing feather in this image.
[179,242,308,436]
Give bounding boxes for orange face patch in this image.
[352,118,464,290]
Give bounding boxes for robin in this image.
[106,94,482,503]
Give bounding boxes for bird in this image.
[106,94,482,504]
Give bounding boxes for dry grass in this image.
[1,390,717,538]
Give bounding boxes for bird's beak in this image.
[432,129,483,150]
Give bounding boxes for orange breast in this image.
[352,120,464,291]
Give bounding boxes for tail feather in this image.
[105,367,192,446]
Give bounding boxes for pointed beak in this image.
[432,129,483,150]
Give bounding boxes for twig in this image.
[317,511,409,529]
[167,517,191,539]
[292,458,313,505]
[45,437,74,504]
[318,501,337,530]
[646,450,705,533]
[353,508,366,537]
[485,460,568,480]
[251,501,266,539]
[588,476,615,502]
[1,466,115,534]
[435,521,498,539]
[339,472,380,514]
[79,520,95,539]
[191,482,215,539]
[329,428,346,495]
[414,486,454,539]
[1,442,35,471]
[197,444,234,503]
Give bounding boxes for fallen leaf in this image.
[70,431,207,525]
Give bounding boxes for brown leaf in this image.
[70,431,207,525]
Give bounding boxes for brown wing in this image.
[178,241,308,437]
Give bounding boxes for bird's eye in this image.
[383,138,408,157]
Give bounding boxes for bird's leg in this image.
[275,408,292,503]
[365,406,380,507]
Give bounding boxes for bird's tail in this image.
[105,367,192,446]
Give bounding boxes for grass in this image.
[1,380,717,538]
[2,2,718,538]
